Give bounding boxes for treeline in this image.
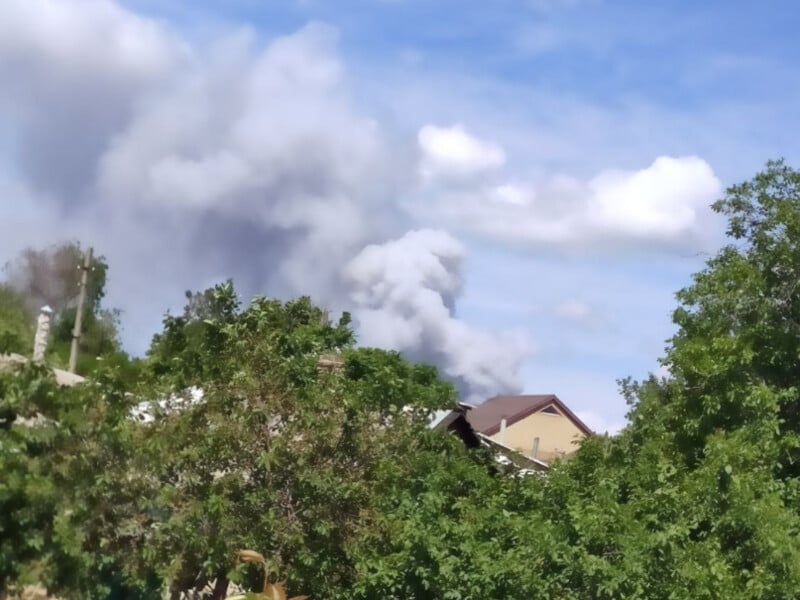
[3,161,800,599]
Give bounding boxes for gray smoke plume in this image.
[0,0,529,400]
[345,229,529,402]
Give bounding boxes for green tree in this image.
[2,241,139,378]
[145,281,242,388]
[522,160,800,599]
[2,284,479,599]
[353,160,800,599]
[129,287,459,598]
[0,284,34,354]
[0,358,162,598]
[12,161,800,599]
[0,363,62,592]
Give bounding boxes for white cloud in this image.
[587,156,720,239]
[417,124,506,181]
[409,154,723,252]
[0,0,180,80]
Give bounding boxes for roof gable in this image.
[466,394,592,437]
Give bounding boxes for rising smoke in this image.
[0,0,529,401]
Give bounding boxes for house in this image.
[461,394,592,464]
[428,405,550,474]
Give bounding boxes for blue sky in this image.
[126,0,800,124]
[2,0,799,432]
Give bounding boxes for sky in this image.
[2,0,799,433]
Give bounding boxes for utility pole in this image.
[68,247,93,373]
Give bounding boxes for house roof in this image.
[464,394,593,437]
[429,407,546,472]
[429,407,481,449]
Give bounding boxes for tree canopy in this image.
[4,161,800,599]
[0,284,35,354]
[2,284,470,599]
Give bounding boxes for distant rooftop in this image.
[464,394,592,436]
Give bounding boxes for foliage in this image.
[1,241,140,379]
[0,363,62,590]
[0,359,162,598]
[231,550,309,600]
[324,161,800,599]
[2,284,469,599]
[341,160,800,599]
[0,284,35,354]
[527,160,800,598]
[7,162,800,599]
[130,287,457,598]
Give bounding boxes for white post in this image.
[32,306,53,363]
[500,417,507,444]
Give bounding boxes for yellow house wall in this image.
[489,408,586,462]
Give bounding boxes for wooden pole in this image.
[68,247,93,373]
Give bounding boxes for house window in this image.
[542,405,560,415]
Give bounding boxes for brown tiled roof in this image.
[465,394,593,437]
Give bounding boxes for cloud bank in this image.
[412,124,723,251]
